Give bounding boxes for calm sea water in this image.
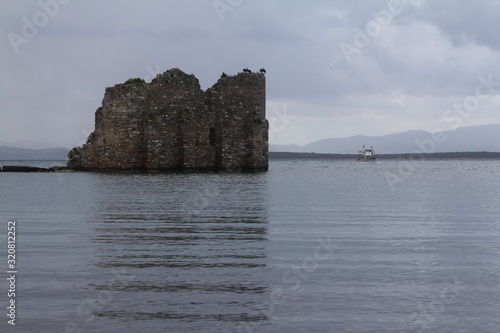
[2,159,500,332]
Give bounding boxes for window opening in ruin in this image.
[209,127,216,147]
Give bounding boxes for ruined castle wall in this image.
[143,70,221,170]
[144,71,208,170]
[80,85,147,169]
[208,72,268,171]
[69,68,268,171]
[180,107,218,170]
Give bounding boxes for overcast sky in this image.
[1,0,500,148]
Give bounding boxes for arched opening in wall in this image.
[209,127,216,147]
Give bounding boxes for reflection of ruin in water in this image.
[88,172,270,330]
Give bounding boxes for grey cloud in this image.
[1,0,500,147]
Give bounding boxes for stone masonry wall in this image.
[67,68,268,171]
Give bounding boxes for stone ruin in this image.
[67,68,268,171]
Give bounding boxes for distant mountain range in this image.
[271,124,500,154]
[0,140,62,150]
[2,124,499,160]
[0,146,69,160]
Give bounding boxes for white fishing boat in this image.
[357,146,377,162]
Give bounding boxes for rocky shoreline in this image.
[0,165,71,172]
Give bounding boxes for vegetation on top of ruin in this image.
[124,78,147,85]
[113,78,148,87]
